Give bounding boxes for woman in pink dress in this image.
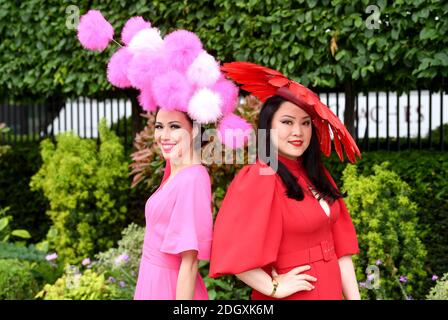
[134,109,213,300]
[76,11,251,299]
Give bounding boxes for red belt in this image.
[275,240,336,270]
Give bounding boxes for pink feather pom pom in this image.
[107,47,133,88]
[77,10,114,51]
[121,16,151,45]
[218,113,253,149]
[152,71,193,112]
[164,30,203,72]
[138,89,158,112]
[128,28,164,53]
[212,79,239,114]
[187,88,223,124]
[127,48,169,90]
[187,51,221,88]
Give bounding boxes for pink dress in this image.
[134,164,213,300]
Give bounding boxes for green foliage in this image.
[429,123,448,145]
[0,123,11,155]
[0,141,51,243]
[29,118,129,264]
[36,223,144,300]
[0,206,31,244]
[1,1,446,98]
[325,150,448,287]
[0,242,45,261]
[93,223,145,299]
[0,242,64,287]
[0,258,40,299]
[342,162,427,299]
[426,273,448,300]
[203,273,251,300]
[36,268,118,300]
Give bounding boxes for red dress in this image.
[209,155,359,300]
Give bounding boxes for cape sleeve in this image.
[209,161,283,278]
[160,167,213,261]
[324,168,360,259]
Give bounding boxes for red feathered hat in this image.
[221,62,362,163]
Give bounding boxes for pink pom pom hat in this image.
[77,9,251,149]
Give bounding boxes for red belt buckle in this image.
[321,240,334,261]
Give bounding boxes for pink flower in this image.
[82,258,91,266]
[432,274,438,281]
[376,259,382,266]
[45,253,58,261]
[114,253,130,266]
[77,10,114,52]
[399,276,408,283]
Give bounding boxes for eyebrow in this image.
[155,121,181,125]
[280,115,311,120]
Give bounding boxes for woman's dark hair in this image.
[258,95,344,203]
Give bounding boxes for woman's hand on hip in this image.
[271,265,317,299]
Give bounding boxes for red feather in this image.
[332,129,344,162]
[315,120,331,157]
[221,61,362,163]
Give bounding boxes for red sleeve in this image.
[324,167,359,258]
[209,161,283,278]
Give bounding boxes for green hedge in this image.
[0,141,51,242]
[0,258,40,299]
[343,162,427,299]
[324,150,448,295]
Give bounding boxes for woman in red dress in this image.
[209,62,362,300]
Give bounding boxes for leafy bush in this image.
[36,223,144,300]
[0,242,45,261]
[325,150,448,295]
[0,123,11,155]
[429,123,448,145]
[36,268,118,300]
[0,206,31,244]
[203,273,251,300]
[342,162,427,300]
[427,273,448,300]
[0,242,63,288]
[29,118,130,264]
[0,141,51,243]
[0,259,40,299]
[92,223,144,299]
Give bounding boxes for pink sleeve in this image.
[160,167,213,260]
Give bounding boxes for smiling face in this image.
[271,101,313,160]
[154,109,194,161]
